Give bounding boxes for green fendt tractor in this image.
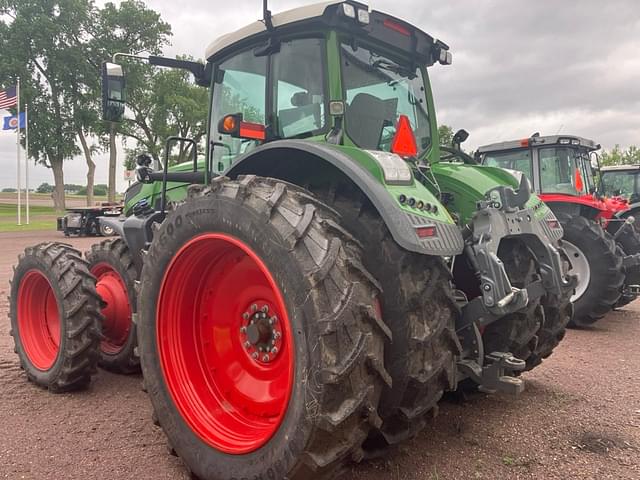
[9,2,573,479]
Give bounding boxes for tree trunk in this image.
[108,123,117,203]
[51,159,65,212]
[78,129,95,206]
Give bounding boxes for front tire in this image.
[137,177,389,480]
[9,243,102,392]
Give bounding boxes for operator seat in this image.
[346,93,398,149]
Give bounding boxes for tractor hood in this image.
[432,162,549,224]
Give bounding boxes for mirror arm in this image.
[111,52,208,85]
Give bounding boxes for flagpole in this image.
[16,77,21,226]
[25,105,30,224]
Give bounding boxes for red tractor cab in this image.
[477,134,640,325]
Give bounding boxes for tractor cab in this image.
[477,134,630,224]
[600,165,640,205]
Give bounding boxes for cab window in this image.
[340,43,430,153]
[272,38,326,138]
[483,150,533,181]
[211,50,267,172]
[539,147,586,195]
[211,38,328,173]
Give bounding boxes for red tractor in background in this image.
[477,134,640,326]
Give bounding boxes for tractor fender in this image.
[541,198,604,222]
[614,203,640,219]
[98,216,125,237]
[225,140,464,256]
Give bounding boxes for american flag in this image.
[0,86,17,109]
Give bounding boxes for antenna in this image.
[263,0,274,31]
[556,124,564,134]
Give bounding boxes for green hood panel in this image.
[325,144,455,224]
[124,160,198,214]
[432,162,549,224]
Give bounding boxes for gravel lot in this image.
[0,230,638,479]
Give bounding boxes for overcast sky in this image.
[1,0,639,191]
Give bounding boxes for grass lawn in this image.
[0,204,58,232]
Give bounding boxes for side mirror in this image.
[102,62,126,123]
[135,166,153,184]
[136,153,153,167]
[452,129,469,150]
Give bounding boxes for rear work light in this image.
[341,3,356,18]
[357,8,369,25]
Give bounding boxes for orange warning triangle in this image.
[575,168,584,192]
[391,115,418,157]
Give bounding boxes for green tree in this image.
[600,144,640,167]
[438,124,454,146]
[36,182,54,194]
[118,58,207,168]
[0,0,170,210]
[91,1,171,201]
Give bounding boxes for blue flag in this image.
[2,112,25,130]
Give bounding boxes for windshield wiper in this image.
[370,59,416,80]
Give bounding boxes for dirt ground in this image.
[0,230,638,480]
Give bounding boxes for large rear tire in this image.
[9,242,102,392]
[85,238,140,373]
[315,192,460,454]
[560,216,623,327]
[137,176,389,480]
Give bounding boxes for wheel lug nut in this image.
[270,316,278,324]
[240,326,247,333]
[261,305,269,313]
[273,332,281,339]
[252,352,259,359]
[242,312,249,320]
[271,347,278,354]
[251,304,257,312]
[244,341,251,348]
[262,354,270,362]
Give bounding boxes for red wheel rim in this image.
[17,270,61,370]
[157,233,294,454]
[92,262,132,355]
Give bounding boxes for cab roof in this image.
[600,165,640,172]
[478,134,600,154]
[204,1,450,66]
[205,1,341,60]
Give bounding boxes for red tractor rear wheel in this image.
[137,177,389,479]
[86,239,140,373]
[560,216,624,326]
[9,243,102,392]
